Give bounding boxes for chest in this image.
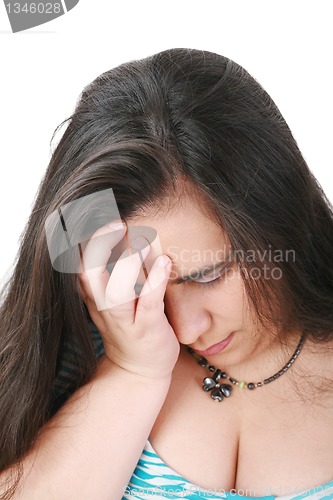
[149,352,333,497]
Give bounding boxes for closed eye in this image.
[185,261,233,287]
[194,268,226,287]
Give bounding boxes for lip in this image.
[192,332,235,356]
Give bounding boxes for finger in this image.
[78,278,88,301]
[127,226,163,286]
[104,237,151,316]
[81,294,106,334]
[78,221,126,307]
[135,255,172,323]
[80,221,126,273]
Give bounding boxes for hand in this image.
[78,221,180,380]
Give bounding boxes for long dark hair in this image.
[1,48,332,498]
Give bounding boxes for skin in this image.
[78,195,333,497]
[127,196,306,386]
[80,193,330,398]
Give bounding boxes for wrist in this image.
[97,355,173,386]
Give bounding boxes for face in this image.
[128,196,281,375]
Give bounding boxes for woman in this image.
[0,48,332,499]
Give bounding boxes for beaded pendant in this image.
[187,332,305,402]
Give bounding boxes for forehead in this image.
[127,197,230,264]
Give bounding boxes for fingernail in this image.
[107,221,124,230]
[132,236,149,250]
[157,255,170,267]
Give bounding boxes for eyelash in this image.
[181,264,231,288]
[195,275,223,288]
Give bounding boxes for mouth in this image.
[192,332,235,356]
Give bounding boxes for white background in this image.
[0,0,332,286]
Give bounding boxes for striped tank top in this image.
[53,320,333,499]
[122,440,333,499]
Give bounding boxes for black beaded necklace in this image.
[186,333,306,402]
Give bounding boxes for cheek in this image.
[211,290,244,318]
[219,266,245,298]
[207,272,248,321]
[163,292,173,316]
[163,287,182,320]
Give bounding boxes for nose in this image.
[164,285,212,345]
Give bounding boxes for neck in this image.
[182,330,307,387]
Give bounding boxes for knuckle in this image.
[137,297,161,312]
[106,303,133,316]
[106,290,134,306]
[105,291,136,313]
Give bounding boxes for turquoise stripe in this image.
[52,319,105,402]
[134,464,190,483]
[123,442,333,500]
[52,320,333,500]
[53,373,76,384]
[57,364,77,374]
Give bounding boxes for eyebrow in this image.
[170,258,231,285]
